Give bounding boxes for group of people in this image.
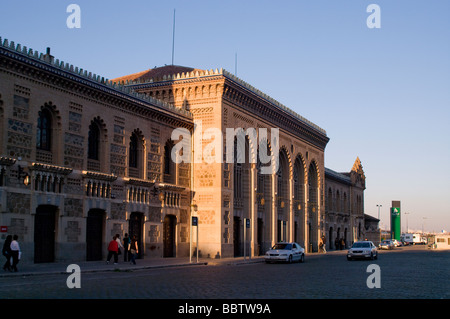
[106,233,139,265]
[318,235,347,252]
[2,235,21,272]
[334,237,346,250]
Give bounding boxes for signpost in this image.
[391,201,401,241]
[190,216,199,263]
[244,218,251,260]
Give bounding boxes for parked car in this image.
[392,239,402,247]
[265,242,305,263]
[347,241,378,260]
[379,239,394,250]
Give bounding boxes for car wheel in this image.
[370,252,374,260]
[299,253,305,263]
[374,252,378,260]
[347,256,352,261]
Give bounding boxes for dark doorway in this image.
[329,227,333,251]
[233,216,241,257]
[129,212,144,259]
[308,222,312,252]
[344,228,348,249]
[86,209,105,261]
[277,220,286,242]
[163,215,176,257]
[257,218,264,256]
[34,205,57,263]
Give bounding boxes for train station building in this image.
[0,38,367,262]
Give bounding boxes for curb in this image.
[0,261,209,278]
[0,258,266,278]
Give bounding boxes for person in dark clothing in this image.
[123,233,130,262]
[129,235,138,265]
[2,235,12,272]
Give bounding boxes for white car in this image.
[392,239,402,247]
[347,241,378,261]
[265,242,305,263]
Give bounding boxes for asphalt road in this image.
[0,246,448,300]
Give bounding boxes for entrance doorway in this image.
[329,227,333,250]
[233,216,241,257]
[163,215,176,257]
[129,212,144,259]
[257,218,263,256]
[34,205,57,263]
[86,209,105,261]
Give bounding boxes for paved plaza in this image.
[0,246,448,300]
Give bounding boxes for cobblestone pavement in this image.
[0,246,448,299]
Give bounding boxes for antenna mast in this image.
[172,9,176,65]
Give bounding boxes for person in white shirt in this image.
[10,235,20,272]
[115,234,124,261]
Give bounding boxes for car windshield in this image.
[352,242,370,248]
[272,243,292,250]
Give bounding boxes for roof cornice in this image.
[0,37,193,128]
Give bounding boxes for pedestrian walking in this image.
[106,235,119,265]
[129,235,138,265]
[335,237,339,250]
[340,238,345,250]
[10,235,21,272]
[115,233,124,261]
[123,233,130,262]
[321,235,327,253]
[2,235,12,272]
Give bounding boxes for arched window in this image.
[164,142,172,175]
[37,109,52,151]
[328,188,333,212]
[164,140,175,183]
[293,158,304,205]
[129,133,138,168]
[336,190,341,212]
[343,192,348,214]
[308,163,318,205]
[88,122,100,160]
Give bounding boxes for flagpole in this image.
[172,9,176,65]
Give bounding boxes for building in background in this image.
[324,157,368,250]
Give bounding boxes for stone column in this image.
[271,172,276,247]
[289,177,294,242]
[250,163,257,257]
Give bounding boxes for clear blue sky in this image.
[1,0,449,232]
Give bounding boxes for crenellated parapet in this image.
[0,37,192,121]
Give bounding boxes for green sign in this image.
[391,207,401,240]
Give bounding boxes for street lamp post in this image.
[376,204,382,226]
[404,212,410,233]
[422,217,428,234]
